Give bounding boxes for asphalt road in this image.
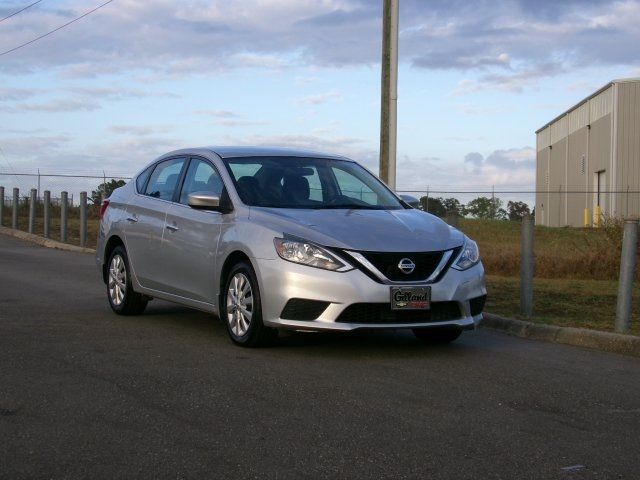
[1,234,639,480]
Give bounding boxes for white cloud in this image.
[5,98,101,113]
[296,91,343,106]
[0,0,637,96]
[214,119,268,127]
[194,109,240,118]
[462,147,535,186]
[108,125,173,136]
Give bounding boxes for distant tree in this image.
[442,197,462,215]
[91,179,126,205]
[465,196,506,220]
[507,201,531,221]
[419,196,446,217]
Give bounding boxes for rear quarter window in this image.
[135,165,154,193]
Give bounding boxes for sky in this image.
[1,0,640,205]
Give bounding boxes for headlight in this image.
[274,237,352,271]
[452,236,480,270]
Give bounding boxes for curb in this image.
[481,312,640,358]
[0,226,96,254]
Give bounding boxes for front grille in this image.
[281,298,330,321]
[358,251,444,281]
[336,302,461,324]
[469,295,486,316]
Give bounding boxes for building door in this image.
[594,170,606,221]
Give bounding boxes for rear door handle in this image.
[166,224,179,232]
[126,215,138,223]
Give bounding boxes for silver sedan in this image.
[97,147,486,347]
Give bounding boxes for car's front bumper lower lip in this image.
[252,257,486,332]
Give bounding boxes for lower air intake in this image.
[336,302,461,324]
[281,298,330,321]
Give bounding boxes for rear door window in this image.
[144,157,186,201]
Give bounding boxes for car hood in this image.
[249,207,464,252]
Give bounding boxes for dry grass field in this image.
[2,206,636,334]
[459,217,624,280]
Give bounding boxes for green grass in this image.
[486,275,640,336]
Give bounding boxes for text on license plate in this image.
[390,286,431,310]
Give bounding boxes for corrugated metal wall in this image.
[589,114,611,173]
[591,88,613,123]
[567,128,588,226]
[616,82,640,218]
[535,84,615,226]
[535,144,549,225]
[548,138,567,226]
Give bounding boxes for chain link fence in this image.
[3,171,636,227]
[0,171,131,206]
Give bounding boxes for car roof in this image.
[162,146,351,161]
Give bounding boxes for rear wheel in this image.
[222,262,277,347]
[412,327,462,344]
[107,246,148,315]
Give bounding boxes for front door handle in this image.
[126,215,138,223]
[166,224,179,232]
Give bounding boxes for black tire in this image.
[412,327,462,344]
[221,262,277,347]
[106,246,148,316]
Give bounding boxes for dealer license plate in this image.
[390,286,431,310]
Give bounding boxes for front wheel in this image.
[107,246,148,315]
[412,327,462,344]
[221,262,277,347]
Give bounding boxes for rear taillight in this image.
[99,199,110,220]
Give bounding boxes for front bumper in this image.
[252,256,486,331]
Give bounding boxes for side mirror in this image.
[188,192,220,210]
[399,194,421,209]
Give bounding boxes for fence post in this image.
[12,187,19,229]
[80,191,87,248]
[445,210,459,228]
[29,188,37,234]
[0,186,4,227]
[520,213,534,316]
[61,191,68,242]
[615,219,638,333]
[43,190,51,238]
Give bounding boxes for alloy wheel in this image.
[108,254,127,306]
[226,273,253,337]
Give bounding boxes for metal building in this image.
[535,78,640,227]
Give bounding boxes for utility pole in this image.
[379,0,399,190]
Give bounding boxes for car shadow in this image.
[275,328,477,353]
[132,300,481,356]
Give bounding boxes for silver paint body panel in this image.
[96,146,486,331]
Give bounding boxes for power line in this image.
[0,0,43,23]
[0,171,131,179]
[0,0,114,57]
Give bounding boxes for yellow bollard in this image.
[594,205,602,228]
[584,208,591,228]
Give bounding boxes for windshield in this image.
[223,156,404,210]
